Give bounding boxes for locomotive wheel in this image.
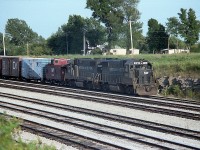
[69,80,75,87]
[86,82,93,90]
[125,86,134,95]
[102,84,109,92]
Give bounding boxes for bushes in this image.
[161,85,200,100]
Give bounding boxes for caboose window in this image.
[51,68,55,73]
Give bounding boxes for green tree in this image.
[0,33,3,54]
[147,18,169,53]
[5,18,47,56]
[5,18,37,46]
[84,17,106,47]
[48,15,106,55]
[86,0,142,50]
[47,27,66,55]
[191,42,200,53]
[166,17,180,49]
[178,8,200,49]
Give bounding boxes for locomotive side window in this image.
[51,68,55,73]
[13,62,17,69]
[125,65,129,72]
[130,65,133,70]
[3,61,6,69]
[147,64,152,69]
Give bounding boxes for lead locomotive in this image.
[64,58,157,95]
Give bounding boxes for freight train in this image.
[0,56,157,96]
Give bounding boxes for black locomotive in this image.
[64,58,157,95]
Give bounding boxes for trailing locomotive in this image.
[0,56,157,96]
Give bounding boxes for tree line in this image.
[0,0,200,56]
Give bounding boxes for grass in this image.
[0,113,56,150]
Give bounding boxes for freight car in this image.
[0,57,2,78]
[1,56,21,79]
[21,58,52,82]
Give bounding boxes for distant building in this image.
[105,48,140,55]
[110,48,127,55]
[161,49,190,54]
[129,49,140,55]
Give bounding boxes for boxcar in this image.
[0,57,2,77]
[21,58,51,81]
[1,56,21,79]
[45,58,69,85]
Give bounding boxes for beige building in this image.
[108,48,140,55]
[129,49,140,55]
[110,48,126,55]
[161,49,190,54]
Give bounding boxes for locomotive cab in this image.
[125,59,157,95]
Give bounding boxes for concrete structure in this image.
[161,49,190,54]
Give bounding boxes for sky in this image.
[0,0,200,39]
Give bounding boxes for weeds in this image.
[0,114,56,150]
[161,85,200,101]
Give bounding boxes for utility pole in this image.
[83,29,86,56]
[129,20,134,51]
[26,42,29,56]
[66,32,68,55]
[3,33,6,56]
[168,35,170,50]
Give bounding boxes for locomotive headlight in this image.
[144,72,149,75]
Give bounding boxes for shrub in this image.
[91,48,102,55]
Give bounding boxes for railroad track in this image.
[0,94,200,149]
[0,80,200,120]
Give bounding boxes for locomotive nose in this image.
[136,85,158,96]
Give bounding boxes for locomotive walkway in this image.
[0,79,200,149]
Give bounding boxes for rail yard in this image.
[0,79,200,149]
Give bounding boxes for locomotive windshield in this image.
[134,63,152,69]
